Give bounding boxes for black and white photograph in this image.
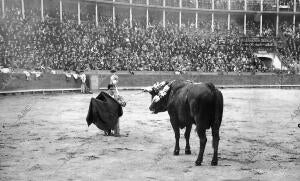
[0,0,300,180]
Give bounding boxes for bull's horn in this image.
[143,87,153,92]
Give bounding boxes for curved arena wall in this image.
[2,72,300,93]
[0,73,82,91]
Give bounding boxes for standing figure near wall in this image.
[80,70,86,93]
[110,68,119,95]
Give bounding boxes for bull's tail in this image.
[206,83,223,129]
[214,89,223,129]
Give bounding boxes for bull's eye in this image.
[152,95,160,103]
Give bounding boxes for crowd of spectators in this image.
[215,0,228,9]
[0,6,300,74]
[279,0,294,7]
[231,0,245,10]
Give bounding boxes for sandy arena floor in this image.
[0,89,300,181]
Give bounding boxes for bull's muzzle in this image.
[149,105,157,114]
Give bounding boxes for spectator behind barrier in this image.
[0,6,299,74]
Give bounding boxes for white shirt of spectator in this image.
[1,68,11,73]
[31,71,41,78]
[80,74,86,83]
[72,73,78,79]
[65,72,72,78]
[23,71,30,80]
[110,74,119,85]
[23,71,30,76]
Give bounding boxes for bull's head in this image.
[144,81,171,114]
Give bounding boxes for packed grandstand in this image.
[0,0,300,74]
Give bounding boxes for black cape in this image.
[86,92,123,131]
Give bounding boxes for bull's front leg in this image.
[170,120,180,155]
[184,124,192,155]
[195,128,207,166]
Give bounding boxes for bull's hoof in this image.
[195,160,202,166]
[173,150,180,155]
[104,131,112,136]
[211,160,218,166]
[185,149,191,155]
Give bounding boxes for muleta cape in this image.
[86,92,123,131]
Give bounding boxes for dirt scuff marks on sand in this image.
[0,90,299,180]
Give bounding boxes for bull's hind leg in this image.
[184,124,192,155]
[195,128,207,166]
[211,128,220,166]
[211,89,223,166]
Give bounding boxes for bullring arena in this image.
[1,0,300,180]
[1,73,300,181]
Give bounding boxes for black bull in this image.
[146,80,223,166]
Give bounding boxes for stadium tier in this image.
[0,0,300,73]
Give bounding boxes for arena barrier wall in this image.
[89,72,300,90]
[0,73,82,91]
[1,72,300,94]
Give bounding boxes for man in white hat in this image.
[110,68,119,95]
[80,70,86,93]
